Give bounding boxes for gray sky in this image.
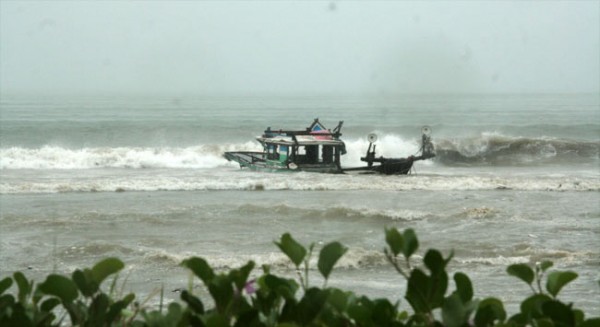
[1,1,598,96]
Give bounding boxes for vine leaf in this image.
[507,264,534,286]
[275,233,307,268]
[546,271,577,298]
[318,242,347,281]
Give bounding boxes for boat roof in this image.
[257,118,345,146]
[257,134,345,146]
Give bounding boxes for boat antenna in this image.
[419,126,434,158]
[332,121,344,137]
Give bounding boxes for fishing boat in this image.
[224,119,346,173]
[223,119,435,175]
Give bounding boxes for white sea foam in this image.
[0,136,420,170]
[343,134,421,167]
[1,134,598,194]
[2,132,597,170]
[1,171,598,194]
[146,247,389,271]
[458,256,531,266]
[0,143,260,169]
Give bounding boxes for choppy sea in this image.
[1,94,598,314]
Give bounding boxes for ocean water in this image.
[1,94,599,315]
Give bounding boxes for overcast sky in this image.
[1,1,598,96]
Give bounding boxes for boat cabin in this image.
[224,119,346,173]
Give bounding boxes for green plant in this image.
[0,257,135,326]
[1,229,598,326]
[505,261,591,327]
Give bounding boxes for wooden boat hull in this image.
[342,158,415,175]
[224,151,343,174]
[370,159,414,175]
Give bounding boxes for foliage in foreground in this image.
[1,229,598,327]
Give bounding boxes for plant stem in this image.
[385,250,408,279]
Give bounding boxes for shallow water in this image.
[1,94,599,315]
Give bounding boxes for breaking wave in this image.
[0,143,259,169]
[0,135,417,170]
[233,204,431,221]
[1,132,598,194]
[1,133,597,170]
[434,134,599,165]
[132,245,596,272]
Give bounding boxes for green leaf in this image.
[88,293,110,323]
[533,318,555,327]
[13,272,31,304]
[546,271,577,298]
[385,227,404,257]
[542,300,575,326]
[475,297,506,326]
[106,293,135,323]
[38,274,79,303]
[263,274,299,301]
[574,309,585,326]
[508,313,527,325]
[442,293,471,327]
[204,312,230,327]
[372,298,399,326]
[424,249,448,274]
[405,269,432,314]
[0,293,15,306]
[347,297,373,326]
[181,257,215,285]
[40,298,61,312]
[297,287,328,325]
[581,318,600,327]
[274,233,307,268]
[72,269,96,297]
[539,261,553,272]
[318,241,348,280]
[64,295,89,323]
[208,275,234,313]
[406,251,450,313]
[181,290,204,314]
[520,294,552,319]
[91,257,124,285]
[403,228,419,259]
[507,264,535,285]
[0,277,13,296]
[453,272,473,303]
[1,300,33,327]
[229,260,255,291]
[326,288,350,312]
[166,302,184,323]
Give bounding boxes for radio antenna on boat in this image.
[419,126,435,158]
[367,133,378,143]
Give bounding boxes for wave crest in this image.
[235,204,430,221]
[0,143,259,169]
[2,133,597,170]
[1,174,598,194]
[434,134,599,165]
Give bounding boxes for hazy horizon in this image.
[1,1,598,97]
